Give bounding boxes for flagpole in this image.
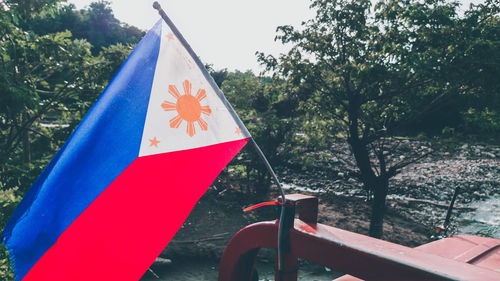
[249,138,287,275]
[152,1,288,276]
[152,1,250,137]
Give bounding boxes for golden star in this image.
[167,33,174,41]
[149,136,160,147]
[235,127,242,135]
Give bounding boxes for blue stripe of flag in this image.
[2,20,163,280]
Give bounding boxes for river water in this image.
[458,195,500,238]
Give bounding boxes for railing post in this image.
[275,194,318,281]
[275,198,297,281]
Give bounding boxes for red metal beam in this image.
[218,194,500,281]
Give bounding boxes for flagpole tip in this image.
[153,1,162,11]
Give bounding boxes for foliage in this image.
[0,0,138,200]
[258,0,500,237]
[375,0,500,137]
[0,1,136,278]
[0,0,498,275]
[0,188,20,280]
[218,71,295,196]
[4,0,61,20]
[26,1,144,54]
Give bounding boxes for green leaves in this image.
[216,70,295,194]
[259,0,500,207]
[0,2,145,277]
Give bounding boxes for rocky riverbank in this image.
[281,140,500,236]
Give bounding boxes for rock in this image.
[154,257,172,266]
[483,152,496,158]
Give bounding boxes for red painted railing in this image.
[218,194,500,281]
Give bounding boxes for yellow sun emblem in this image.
[161,80,212,137]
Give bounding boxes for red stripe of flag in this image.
[21,139,248,281]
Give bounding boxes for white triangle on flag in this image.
[139,22,250,157]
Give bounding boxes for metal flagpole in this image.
[249,139,287,274]
[152,1,288,277]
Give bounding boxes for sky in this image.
[68,0,481,73]
[68,0,315,72]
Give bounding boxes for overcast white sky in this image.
[68,0,480,73]
[68,0,315,72]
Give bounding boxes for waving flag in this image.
[3,18,250,281]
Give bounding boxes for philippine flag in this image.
[2,17,250,281]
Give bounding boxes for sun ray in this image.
[169,115,183,128]
[200,106,212,115]
[187,121,196,137]
[195,89,206,101]
[183,80,192,96]
[197,118,208,131]
[161,101,177,111]
[163,80,212,137]
[168,85,181,99]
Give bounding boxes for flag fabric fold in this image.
[3,18,250,281]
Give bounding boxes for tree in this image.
[0,1,136,278]
[258,0,499,238]
[205,64,228,87]
[27,1,144,54]
[218,70,294,196]
[375,0,500,138]
[4,0,60,20]
[0,29,88,200]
